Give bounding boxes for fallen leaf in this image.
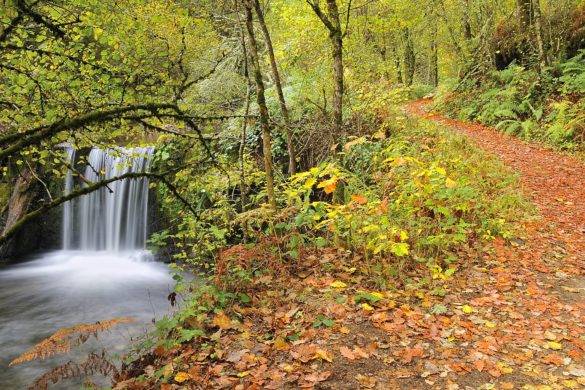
[312,349,334,362]
[212,312,232,329]
[174,372,192,383]
[340,346,355,360]
[548,341,563,350]
[329,281,347,288]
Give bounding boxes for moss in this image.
[0,183,10,210]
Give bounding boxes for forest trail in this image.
[405,99,584,265]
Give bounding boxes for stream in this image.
[0,146,176,388]
[0,250,173,389]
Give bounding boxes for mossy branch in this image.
[0,171,198,246]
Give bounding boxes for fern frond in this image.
[10,318,134,366]
[28,351,119,390]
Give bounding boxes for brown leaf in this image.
[291,345,318,363]
[226,349,249,363]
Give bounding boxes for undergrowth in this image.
[436,50,585,151]
[133,112,534,375]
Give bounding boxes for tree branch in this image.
[0,103,177,159]
[0,170,198,246]
[306,0,336,32]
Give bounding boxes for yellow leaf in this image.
[273,336,289,350]
[329,281,347,288]
[485,321,495,328]
[312,349,333,362]
[237,370,251,378]
[361,303,374,311]
[283,364,294,373]
[462,305,473,314]
[174,372,192,383]
[304,177,317,189]
[339,327,351,334]
[563,379,579,389]
[497,362,513,374]
[371,292,384,299]
[547,341,562,350]
[445,178,457,188]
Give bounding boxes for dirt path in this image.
[405,99,584,268]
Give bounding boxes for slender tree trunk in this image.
[532,0,548,72]
[403,28,415,86]
[394,47,403,84]
[234,0,250,210]
[463,0,472,41]
[327,0,344,137]
[429,27,439,87]
[253,0,296,175]
[243,0,277,210]
[306,0,345,138]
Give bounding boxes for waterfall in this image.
[62,146,155,252]
[62,148,76,249]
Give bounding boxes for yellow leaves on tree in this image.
[9,318,134,366]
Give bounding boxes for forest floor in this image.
[119,101,585,390]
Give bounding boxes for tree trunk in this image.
[243,0,277,210]
[532,0,548,72]
[234,0,250,210]
[306,0,345,138]
[0,167,36,259]
[326,0,344,138]
[463,0,472,41]
[253,0,296,176]
[429,27,439,87]
[517,0,533,30]
[394,47,403,84]
[403,28,415,86]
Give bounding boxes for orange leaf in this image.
[212,312,232,329]
[380,198,389,213]
[352,347,369,359]
[318,177,338,194]
[350,194,368,205]
[474,359,486,372]
[541,354,564,366]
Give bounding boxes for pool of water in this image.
[0,250,174,389]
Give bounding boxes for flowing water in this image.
[0,147,174,389]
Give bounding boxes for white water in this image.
[0,251,173,389]
[0,146,175,389]
[64,146,155,252]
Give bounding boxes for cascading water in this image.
[0,145,174,389]
[62,148,76,249]
[62,146,155,252]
